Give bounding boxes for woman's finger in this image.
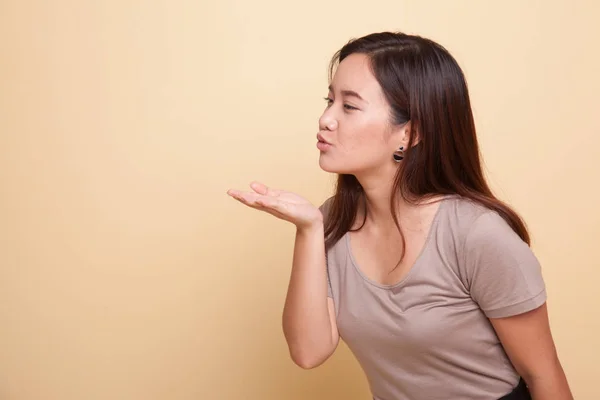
[250,181,280,197]
[231,191,261,206]
[228,190,277,211]
[228,189,292,220]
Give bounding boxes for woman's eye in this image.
[323,97,357,111]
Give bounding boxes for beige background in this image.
[1,1,598,399]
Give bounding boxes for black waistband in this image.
[498,378,531,400]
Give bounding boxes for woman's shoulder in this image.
[442,196,527,255]
[442,195,515,240]
[318,196,335,212]
[443,194,488,220]
[318,196,336,223]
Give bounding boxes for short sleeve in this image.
[462,210,547,318]
[319,197,334,298]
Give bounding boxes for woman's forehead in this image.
[331,54,386,103]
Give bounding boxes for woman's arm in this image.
[282,224,339,369]
[226,182,339,369]
[490,303,573,399]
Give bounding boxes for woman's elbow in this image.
[288,346,331,369]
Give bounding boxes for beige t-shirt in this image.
[322,196,546,400]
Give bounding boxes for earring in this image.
[393,146,404,162]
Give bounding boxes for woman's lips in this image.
[317,140,331,151]
[316,133,332,151]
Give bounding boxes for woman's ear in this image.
[403,121,421,147]
[391,121,416,150]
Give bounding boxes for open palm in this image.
[226,181,323,229]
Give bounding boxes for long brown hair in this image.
[323,32,530,256]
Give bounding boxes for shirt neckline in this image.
[344,196,449,290]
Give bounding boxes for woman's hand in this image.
[227,181,323,230]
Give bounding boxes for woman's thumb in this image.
[250,181,269,195]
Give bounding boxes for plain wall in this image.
[1,0,598,399]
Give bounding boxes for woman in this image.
[227,32,573,400]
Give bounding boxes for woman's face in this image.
[317,53,406,175]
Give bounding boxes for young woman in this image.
[227,32,573,400]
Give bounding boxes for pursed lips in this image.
[317,133,331,144]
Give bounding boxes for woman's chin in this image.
[318,157,335,173]
[318,158,348,174]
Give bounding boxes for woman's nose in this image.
[319,115,337,131]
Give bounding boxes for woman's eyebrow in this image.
[328,85,368,103]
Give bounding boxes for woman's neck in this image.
[355,170,442,231]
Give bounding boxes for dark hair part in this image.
[323,31,530,257]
